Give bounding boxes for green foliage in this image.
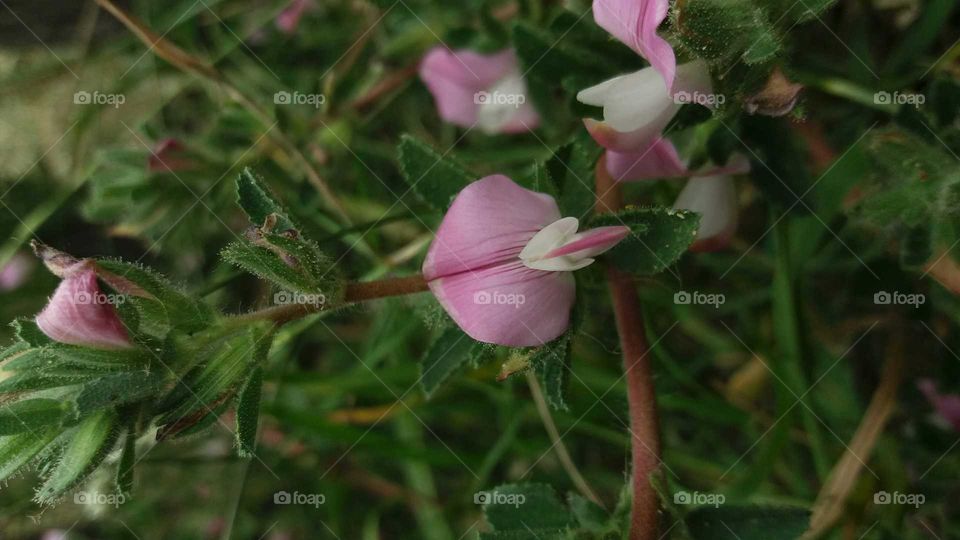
[482,483,571,538]
[530,333,572,411]
[35,409,123,505]
[235,366,264,458]
[589,207,700,275]
[685,506,810,539]
[419,325,489,397]
[537,132,602,220]
[397,135,475,212]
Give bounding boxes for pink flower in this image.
[606,138,751,182]
[418,48,540,135]
[672,174,739,252]
[35,261,132,349]
[276,0,311,35]
[918,379,960,432]
[422,175,629,346]
[577,61,713,152]
[148,138,195,173]
[0,253,33,291]
[593,0,675,92]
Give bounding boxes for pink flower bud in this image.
[35,261,132,349]
[0,253,33,292]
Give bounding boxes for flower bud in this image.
[35,261,132,349]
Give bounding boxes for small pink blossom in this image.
[606,139,750,182]
[276,0,311,35]
[593,0,676,91]
[418,47,540,135]
[0,253,33,291]
[35,261,132,349]
[423,175,628,346]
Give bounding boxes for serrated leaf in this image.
[235,366,263,458]
[35,409,122,504]
[398,135,475,211]
[236,168,297,231]
[483,483,571,532]
[531,334,572,411]
[419,326,483,397]
[589,207,700,275]
[0,399,73,435]
[74,371,167,415]
[686,505,810,540]
[221,237,342,300]
[678,0,782,63]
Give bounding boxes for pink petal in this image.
[276,0,311,35]
[423,175,573,346]
[545,226,630,259]
[593,0,676,91]
[606,138,687,181]
[423,175,561,280]
[428,261,574,347]
[673,175,738,252]
[0,253,33,291]
[418,48,518,128]
[497,99,541,133]
[148,138,195,173]
[35,262,132,349]
[919,379,960,432]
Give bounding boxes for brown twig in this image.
[595,156,661,540]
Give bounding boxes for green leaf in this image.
[74,371,168,415]
[0,429,58,482]
[36,409,122,504]
[419,326,485,397]
[235,366,263,458]
[589,207,700,275]
[530,334,572,411]
[221,236,343,299]
[117,424,136,496]
[157,323,272,426]
[685,505,810,540]
[236,167,297,231]
[398,135,475,211]
[541,132,602,220]
[482,483,571,533]
[0,399,73,435]
[677,0,782,63]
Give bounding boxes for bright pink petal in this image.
[423,175,574,346]
[428,261,574,347]
[35,262,131,349]
[419,48,518,128]
[545,226,630,259]
[593,0,676,91]
[606,138,686,181]
[919,379,960,432]
[673,175,738,252]
[423,175,560,280]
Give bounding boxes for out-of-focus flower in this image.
[918,378,960,432]
[592,0,675,91]
[673,174,739,252]
[148,138,196,173]
[418,47,540,135]
[35,260,131,349]
[606,138,751,182]
[0,252,33,291]
[276,0,312,35]
[422,175,628,346]
[577,61,713,152]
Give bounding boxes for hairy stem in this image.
[237,274,429,324]
[595,156,660,540]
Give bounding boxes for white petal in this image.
[519,216,579,261]
[476,73,530,134]
[576,73,632,106]
[524,256,595,272]
[673,175,736,241]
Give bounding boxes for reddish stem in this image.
[595,156,661,540]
